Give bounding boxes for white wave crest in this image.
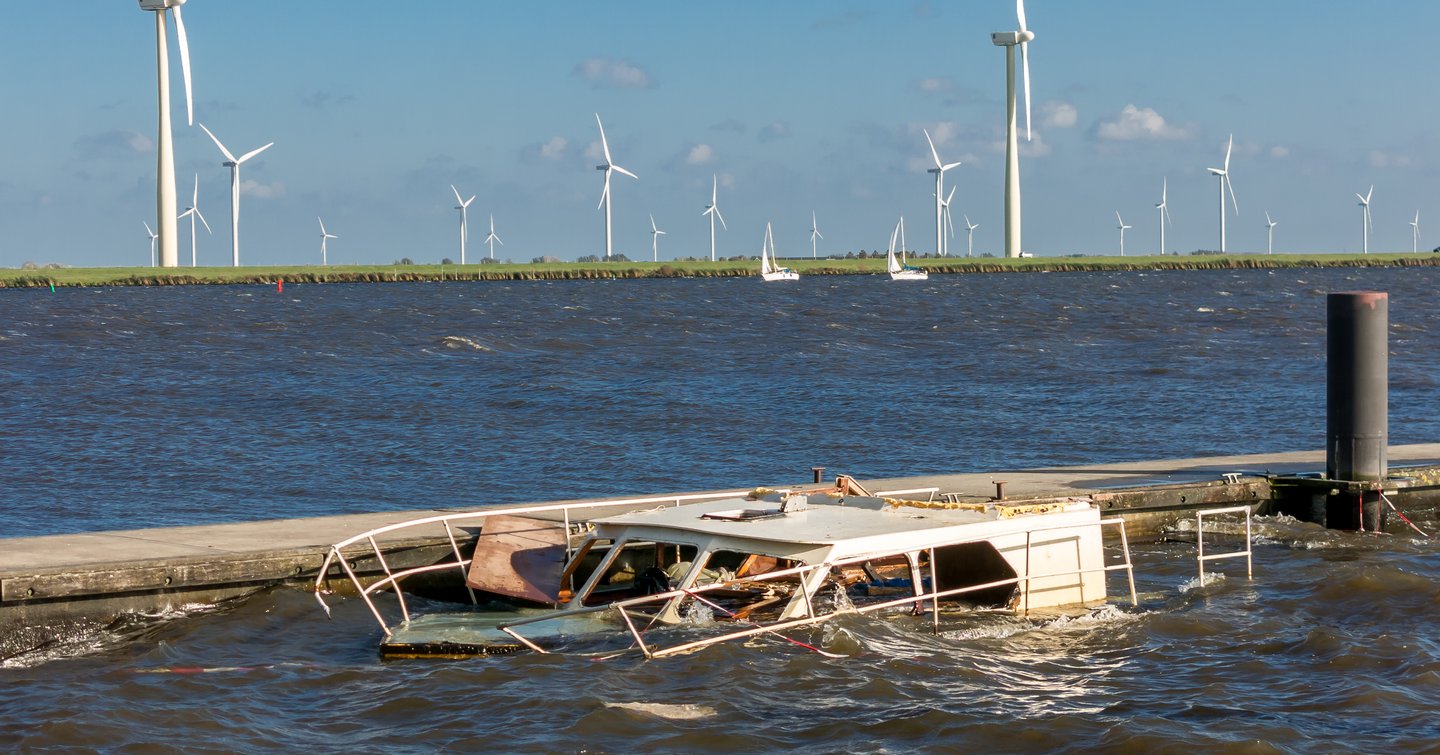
[605,702,718,720]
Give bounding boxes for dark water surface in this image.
[2,269,1438,750]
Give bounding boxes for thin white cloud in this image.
[917,76,953,93]
[685,144,715,165]
[239,179,284,199]
[584,141,603,161]
[1094,104,1195,141]
[718,173,737,190]
[1270,145,1290,159]
[1041,101,1077,129]
[540,137,568,160]
[989,131,1052,158]
[1369,150,1413,169]
[75,130,152,158]
[573,57,655,90]
[758,121,791,142]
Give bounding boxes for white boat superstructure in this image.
[888,216,928,280]
[760,221,798,282]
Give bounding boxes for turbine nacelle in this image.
[138,0,186,9]
[990,31,1032,45]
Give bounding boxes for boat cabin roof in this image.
[587,493,1097,562]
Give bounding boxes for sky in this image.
[3,1,1439,267]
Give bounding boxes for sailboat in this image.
[760,222,799,282]
[887,216,927,281]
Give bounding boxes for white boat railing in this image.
[1195,505,1254,582]
[313,490,751,635]
[500,516,1139,659]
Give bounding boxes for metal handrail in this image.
[1195,505,1253,581]
[313,490,751,634]
[502,515,1138,658]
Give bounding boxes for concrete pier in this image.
[3,444,1439,655]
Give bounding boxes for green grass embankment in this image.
[2,253,1438,288]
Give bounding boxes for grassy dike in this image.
[2,253,1439,288]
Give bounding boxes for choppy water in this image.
[2,269,1438,750]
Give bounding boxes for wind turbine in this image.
[964,214,979,258]
[144,222,158,267]
[138,0,196,268]
[1207,134,1239,252]
[1355,185,1373,254]
[197,123,273,267]
[484,215,502,260]
[1155,178,1172,255]
[1115,212,1132,257]
[940,186,957,257]
[991,0,1035,258]
[317,217,337,266]
[594,113,637,260]
[451,185,476,264]
[1411,210,1421,254]
[924,129,963,256]
[809,211,822,258]
[176,173,211,267]
[649,214,666,261]
[1266,212,1277,254]
[702,175,727,261]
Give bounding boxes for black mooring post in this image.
[1326,291,1388,531]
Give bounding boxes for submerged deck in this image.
[3,444,1439,643]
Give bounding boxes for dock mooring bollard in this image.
[812,466,826,485]
[1326,291,1388,531]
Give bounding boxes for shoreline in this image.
[2,253,1438,288]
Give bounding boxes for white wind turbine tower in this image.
[649,214,666,261]
[964,214,979,258]
[1155,178,1172,255]
[702,175,727,261]
[1266,212,1277,254]
[484,215,503,260]
[809,211,822,258]
[991,0,1035,258]
[138,0,196,269]
[1207,134,1239,252]
[451,185,476,264]
[1356,185,1374,254]
[198,123,272,267]
[317,217,337,265]
[144,222,159,267]
[1411,210,1421,254]
[177,174,211,267]
[924,129,962,256]
[940,186,957,257]
[594,114,638,260]
[1115,212,1132,256]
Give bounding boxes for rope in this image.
[1380,492,1432,539]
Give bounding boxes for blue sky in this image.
[2,1,1437,267]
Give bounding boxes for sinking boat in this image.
[315,478,1139,659]
[760,222,798,282]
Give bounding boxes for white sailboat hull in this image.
[889,269,928,281]
[762,270,800,282]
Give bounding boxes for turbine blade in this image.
[1356,192,1366,204]
[172,5,194,126]
[144,221,155,237]
[1164,205,1172,226]
[1021,42,1032,141]
[712,174,719,204]
[598,172,610,210]
[1224,134,1233,171]
[1016,0,1028,33]
[1162,176,1168,203]
[198,123,237,163]
[1367,185,1374,203]
[651,213,657,232]
[924,128,942,168]
[237,142,274,164]
[715,206,727,230]
[595,113,613,165]
[195,208,211,234]
[1116,211,1123,226]
[942,161,963,172]
[318,217,326,234]
[1226,175,1239,214]
[192,173,199,204]
[613,165,638,180]
[945,185,956,204]
[451,184,463,204]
